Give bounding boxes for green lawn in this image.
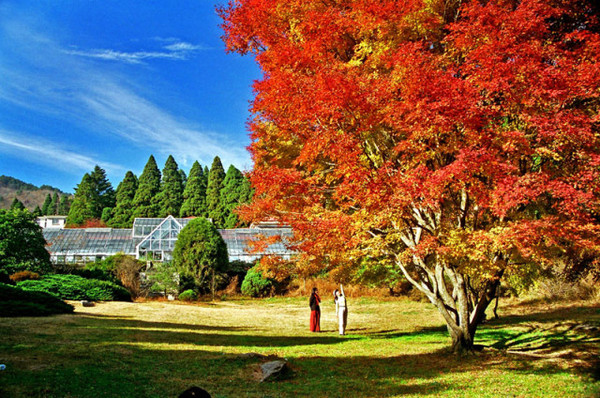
[0,297,598,397]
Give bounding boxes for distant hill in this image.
[0,175,70,211]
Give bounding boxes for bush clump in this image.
[178,289,198,301]
[9,270,40,282]
[241,267,274,298]
[18,274,131,302]
[0,283,74,317]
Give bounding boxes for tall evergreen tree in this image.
[131,155,161,219]
[58,195,70,215]
[49,192,60,215]
[206,156,226,226]
[179,169,187,188]
[109,171,138,228]
[223,173,254,228]
[66,174,99,225]
[10,197,25,211]
[157,155,184,217]
[203,165,210,188]
[90,165,116,215]
[33,205,42,217]
[218,165,245,228]
[41,193,52,215]
[180,161,207,217]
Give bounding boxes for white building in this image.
[37,215,67,229]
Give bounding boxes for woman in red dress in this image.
[309,287,321,332]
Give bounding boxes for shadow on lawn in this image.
[2,313,598,398]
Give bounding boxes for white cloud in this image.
[63,48,187,64]
[163,41,208,52]
[0,130,124,174]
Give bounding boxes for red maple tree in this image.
[220,0,600,351]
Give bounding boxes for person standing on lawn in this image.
[309,287,321,332]
[334,286,348,335]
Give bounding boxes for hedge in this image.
[18,274,131,302]
[0,283,74,317]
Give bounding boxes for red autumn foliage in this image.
[220,0,600,351]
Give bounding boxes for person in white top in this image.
[334,286,348,335]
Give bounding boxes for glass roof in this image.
[43,217,295,261]
[43,228,141,256]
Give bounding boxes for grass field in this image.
[0,297,598,397]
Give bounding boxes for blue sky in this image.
[0,1,261,193]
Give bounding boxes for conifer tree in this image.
[223,174,253,228]
[49,192,59,215]
[33,206,42,217]
[131,155,161,219]
[180,161,207,217]
[109,171,138,227]
[179,169,187,187]
[66,173,99,225]
[58,195,70,215]
[10,197,25,211]
[157,155,184,217]
[218,165,245,228]
[41,193,52,215]
[206,156,226,226]
[90,165,116,216]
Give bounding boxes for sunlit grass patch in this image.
[0,298,598,397]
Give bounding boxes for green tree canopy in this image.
[219,165,253,228]
[109,171,138,228]
[49,192,60,215]
[180,161,207,217]
[206,156,226,227]
[157,155,184,217]
[10,197,25,211]
[172,218,229,293]
[90,165,116,215]
[41,193,52,216]
[132,155,161,219]
[66,173,99,225]
[58,195,70,215]
[0,209,52,275]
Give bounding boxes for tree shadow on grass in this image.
[2,313,599,398]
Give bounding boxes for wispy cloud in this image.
[0,130,124,174]
[64,40,208,64]
[0,17,251,175]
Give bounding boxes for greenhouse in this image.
[42,216,294,264]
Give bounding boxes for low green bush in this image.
[241,267,274,298]
[178,289,197,301]
[18,274,131,302]
[0,283,74,317]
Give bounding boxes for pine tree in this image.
[10,197,25,211]
[179,169,187,187]
[41,194,52,215]
[180,161,207,217]
[131,155,161,219]
[58,195,70,215]
[157,155,184,217]
[223,174,253,228]
[206,156,226,226]
[90,165,116,216]
[66,173,99,225]
[49,192,59,215]
[33,206,42,217]
[218,165,245,228]
[109,171,138,228]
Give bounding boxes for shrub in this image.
[9,270,40,282]
[241,267,274,298]
[0,283,74,317]
[86,254,145,297]
[18,274,131,301]
[178,289,198,301]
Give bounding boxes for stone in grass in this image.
[260,360,292,382]
[81,300,94,307]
